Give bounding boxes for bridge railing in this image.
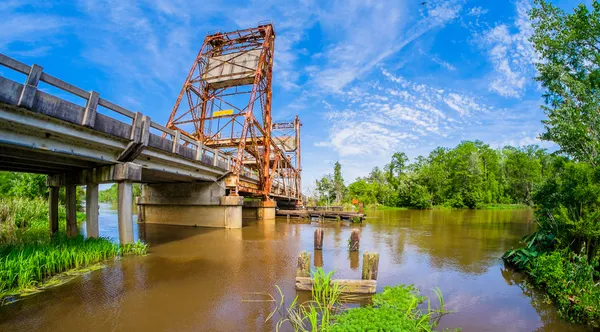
[0,53,232,172]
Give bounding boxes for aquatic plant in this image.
[330,286,448,332]
[254,268,452,331]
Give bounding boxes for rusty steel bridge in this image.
[0,22,302,243]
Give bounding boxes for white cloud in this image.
[313,0,464,92]
[468,7,488,17]
[316,66,498,156]
[480,0,537,98]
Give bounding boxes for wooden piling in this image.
[296,251,311,277]
[349,228,360,251]
[349,251,359,270]
[314,228,324,250]
[362,252,379,280]
[314,250,323,268]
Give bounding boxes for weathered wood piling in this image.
[349,229,360,251]
[362,252,379,281]
[314,228,324,250]
[314,250,323,268]
[294,250,378,294]
[296,251,311,278]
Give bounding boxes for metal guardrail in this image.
[0,53,232,172]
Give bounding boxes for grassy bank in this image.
[261,268,452,331]
[0,197,148,300]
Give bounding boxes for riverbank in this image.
[357,203,530,211]
[0,197,147,301]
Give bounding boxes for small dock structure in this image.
[277,209,365,222]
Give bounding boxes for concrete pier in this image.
[49,186,59,236]
[137,182,244,228]
[65,184,78,237]
[118,181,134,244]
[242,200,277,220]
[86,182,99,238]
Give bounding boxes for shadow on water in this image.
[0,207,590,331]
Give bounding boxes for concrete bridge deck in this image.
[0,53,297,243]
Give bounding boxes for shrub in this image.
[530,250,600,326]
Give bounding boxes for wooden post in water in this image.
[314,250,323,268]
[314,228,324,250]
[362,252,379,280]
[349,228,360,251]
[296,251,311,277]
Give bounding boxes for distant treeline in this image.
[99,183,141,203]
[313,141,562,209]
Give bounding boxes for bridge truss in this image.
[166,23,301,202]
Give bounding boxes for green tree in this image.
[532,0,600,165]
[332,161,346,203]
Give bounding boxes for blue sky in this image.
[0,0,582,191]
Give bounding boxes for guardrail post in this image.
[118,113,150,162]
[172,131,181,154]
[195,140,204,161]
[82,90,99,127]
[18,64,43,109]
[227,156,232,170]
[213,152,219,167]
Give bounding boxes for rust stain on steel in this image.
[166,23,302,203]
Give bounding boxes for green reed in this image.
[0,197,148,300]
[0,235,148,297]
[255,267,454,332]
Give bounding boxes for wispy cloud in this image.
[479,0,537,98]
[315,66,496,157]
[313,0,464,92]
[468,6,489,17]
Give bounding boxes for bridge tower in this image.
[166,22,301,204]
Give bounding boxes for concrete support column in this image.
[137,183,243,229]
[118,181,134,244]
[243,200,277,220]
[49,186,59,236]
[86,183,99,238]
[257,200,277,220]
[65,184,78,237]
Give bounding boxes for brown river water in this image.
[0,205,591,331]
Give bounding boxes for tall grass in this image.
[0,197,148,300]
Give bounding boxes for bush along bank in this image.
[503,160,600,327]
[0,196,148,302]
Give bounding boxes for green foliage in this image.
[331,286,448,332]
[529,250,600,326]
[0,197,148,300]
[409,184,432,209]
[99,183,142,203]
[531,0,600,166]
[0,235,148,298]
[501,1,600,326]
[263,268,453,332]
[331,141,556,210]
[0,172,48,199]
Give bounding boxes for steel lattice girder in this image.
[166,23,301,202]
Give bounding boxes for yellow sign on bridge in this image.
[213,109,234,117]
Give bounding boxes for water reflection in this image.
[0,207,587,331]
